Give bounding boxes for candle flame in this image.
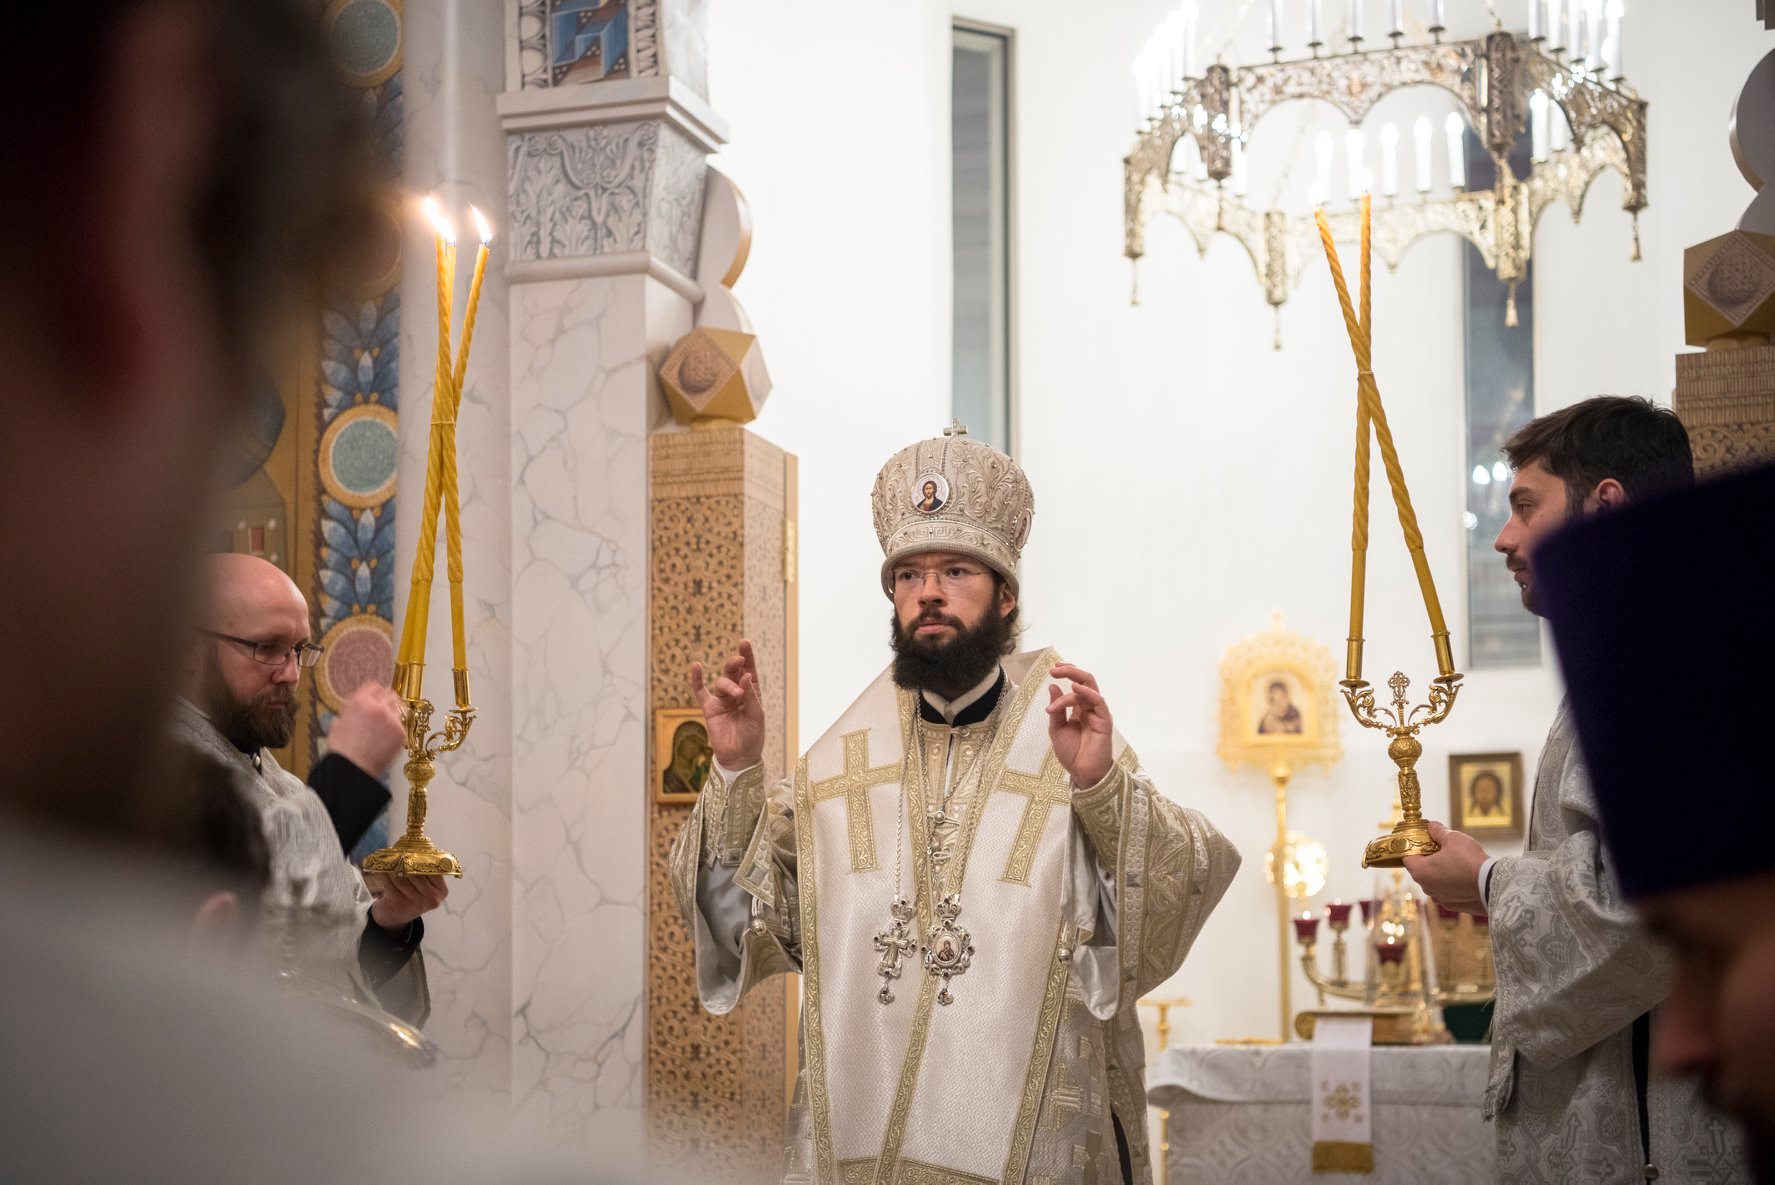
[420,194,457,245]
[470,205,493,246]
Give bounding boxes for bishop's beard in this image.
[199,649,298,752]
[890,599,1017,701]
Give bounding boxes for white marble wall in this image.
[507,274,685,1151]
[399,0,515,1100]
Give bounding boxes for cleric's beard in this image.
[200,650,298,752]
[889,600,1013,701]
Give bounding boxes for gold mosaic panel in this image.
[1675,346,1775,477]
[648,425,793,1183]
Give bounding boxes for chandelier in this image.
[1124,1,1647,341]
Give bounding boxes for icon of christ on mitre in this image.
[670,422,1240,1185]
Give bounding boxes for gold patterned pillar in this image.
[648,423,796,1181]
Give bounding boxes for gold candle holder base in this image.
[1344,671,1461,869]
[361,694,471,879]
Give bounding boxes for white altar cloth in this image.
[1148,1042,1494,1184]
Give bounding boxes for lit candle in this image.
[1445,111,1467,189]
[1379,121,1399,196]
[1530,90,1549,161]
[398,196,457,671]
[1413,115,1433,192]
[1605,0,1623,77]
[1184,0,1199,78]
[1315,130,1335,205]
[1269,0,1284,48]
[1345,128,1367,201]
[1310,0,1323,45]
[1165,8,1184,86]
[1293,911,1321,943]
[1376,940,1406,965]
[1348,0,1363,41]
[439,206,492,690]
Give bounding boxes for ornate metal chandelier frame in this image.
[1123,31,1647,330]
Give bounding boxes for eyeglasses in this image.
[203,630,324,669]
[890,563,988,594]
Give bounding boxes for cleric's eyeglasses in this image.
[203,630,324,669]
[891,563,988,594]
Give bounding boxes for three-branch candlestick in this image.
[1342,668,1462,868]
[361,679,471,877]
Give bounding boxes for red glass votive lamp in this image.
[1434,902,1461,921]
[1375,940,1407,965]
[1326,900,1355,928]
[1358,898,1379,924]
[1293,911,1321,943]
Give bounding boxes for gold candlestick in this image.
[1316,198,1464,868]
[368,194,493,878]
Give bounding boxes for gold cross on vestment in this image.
[810,730,900,871]
[998,750,1074,885]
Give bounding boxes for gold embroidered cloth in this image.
[670,649,1240,1184]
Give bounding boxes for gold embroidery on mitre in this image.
[871,424,1035,597]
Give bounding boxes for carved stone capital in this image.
[1684,230,1775,346]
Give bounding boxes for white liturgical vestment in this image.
[671,649,1240,1185]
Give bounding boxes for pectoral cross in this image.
[873,897,916,1004]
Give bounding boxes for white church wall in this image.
[710,0,1768,1053]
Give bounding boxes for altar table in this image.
[1148,1042,1494,1184]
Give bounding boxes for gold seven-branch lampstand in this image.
[1317,195,1464,869]
[362,196,491,879]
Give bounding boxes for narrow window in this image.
[952,22,1014,453]
[1461,126,1541,668]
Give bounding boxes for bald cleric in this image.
[176,553,445,1023]
[1537,462,1775,1184]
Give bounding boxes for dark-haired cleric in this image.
[671,423,1239,1185]
[1400,396,1746,1183]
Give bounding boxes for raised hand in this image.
[1046,662,1114,789]
[691,639,767,771]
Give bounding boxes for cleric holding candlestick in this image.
[1535,462,1775,1185]
[1400,397,1748,1182]
[669,423,1239,1185]
[175,553,447,1025]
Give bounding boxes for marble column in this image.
[499,0,723,1152]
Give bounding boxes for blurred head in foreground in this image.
[1538,462,1775,1180]
[0,0,373,847]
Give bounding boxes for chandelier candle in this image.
[1315,196,1464,869]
